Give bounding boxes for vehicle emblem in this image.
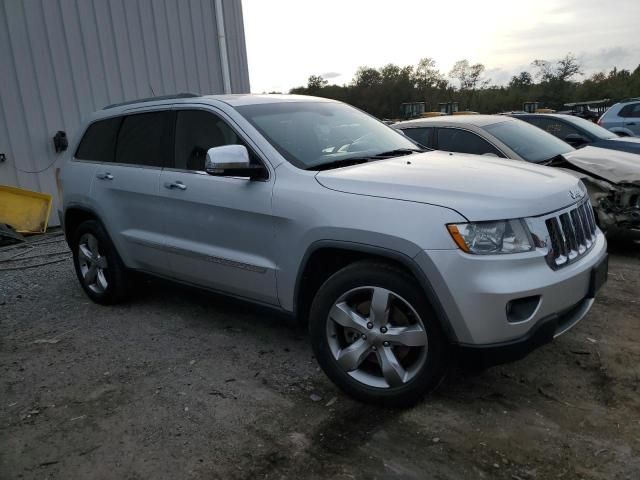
[568,188,583,200]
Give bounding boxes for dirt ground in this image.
[1,230,639,480]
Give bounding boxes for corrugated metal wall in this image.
[0,0,250,226]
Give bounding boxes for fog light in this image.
[506,296,541,323]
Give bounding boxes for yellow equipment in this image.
[0,185,52,234]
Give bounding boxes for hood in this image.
[562,146,640,184]
[592,136,640,156]
[315,151,584,221]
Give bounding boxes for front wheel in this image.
[309,261,449,407]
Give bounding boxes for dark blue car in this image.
[514,113,640,156]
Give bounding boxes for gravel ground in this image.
[1,230,639,480]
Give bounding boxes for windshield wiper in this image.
[310,158,372,171]
[540,154,567,166]
[309,148,426,171]
[371,148,426,157]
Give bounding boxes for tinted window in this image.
[235,102,418,169]
[619,104,640,118]
[75,117,122,162]
[554,115,617,139]
[437,128,503,156]
[526,117,580,139]
[115,112,172,167]
[402,127,434,148]
[484,120,574,163]
[173,110,255,171]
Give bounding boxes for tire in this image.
[71,219,130,305]
[309,260,449,407]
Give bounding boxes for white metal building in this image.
[0,0,250,225]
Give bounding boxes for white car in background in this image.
[598,98,640,137]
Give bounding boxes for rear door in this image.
[525,117,586,143]
[91,110,174,275]
[158,107,278,305]
[621,103,640,136]
[435,128,505,156]
[400,127,435,148]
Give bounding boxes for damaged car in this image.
[394,115,640,232]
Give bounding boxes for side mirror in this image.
[205,145,266,179]
[564,133,588,148]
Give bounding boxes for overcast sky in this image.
[242,0,640,93]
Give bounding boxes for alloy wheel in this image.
[326,286,428,388]
[77,233,109,294]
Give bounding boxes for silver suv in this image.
[598,98,640,137]
[59,94,608,406]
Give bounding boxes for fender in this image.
[293,239,458,342]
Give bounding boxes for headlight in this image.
[446,219,534,254]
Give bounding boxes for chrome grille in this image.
[544,199,597,269]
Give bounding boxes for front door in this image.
[158,108,278,305]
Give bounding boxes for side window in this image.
[173,109,259,171]
[437,128,503,156]
[115,111,173,167]
[75,117,122,162]
[532,118,579,138]
[618,105,630,117]
[618,104,640,118]
[402,127,433,148]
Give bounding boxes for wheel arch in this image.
[63,206,102,245]
[293,240,457,342]
[607,127,634,137]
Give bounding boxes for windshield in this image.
[559,115,618,140]
[235,101,420,169]
[484,120,574,163]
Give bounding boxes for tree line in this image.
[288,54,640,119]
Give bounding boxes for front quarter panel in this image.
[272,163,465,311]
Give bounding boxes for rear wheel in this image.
[71,220,130,304]
[309,261,448,407]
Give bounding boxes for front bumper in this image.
[456,296,594,368]
[414,230,607,346]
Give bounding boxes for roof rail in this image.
[103,93,200,110]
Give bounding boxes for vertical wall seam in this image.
[73,0,98,111]
[60,0,88,117]
[187,0,203,93]
[43,0,70,126]
[91,0,112,103]
[22,0,54,189]
[136,0,154,96]
[106,0,126,100]
[162,0,179,91]
[0,1,21,185]
[199,0,216,90]
[175,2,190,92]
[149,0,167,93]
[8,1,41,189]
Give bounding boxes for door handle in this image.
[96,172,114,180]
[164,181,187,191]
[627,122,636,126]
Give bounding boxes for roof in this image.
[207,94,337,107]
[88,94,337,122]
[394,114,512,128]
[563,99,610,107]
[511,113,580,121]
[103,93,200,109]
